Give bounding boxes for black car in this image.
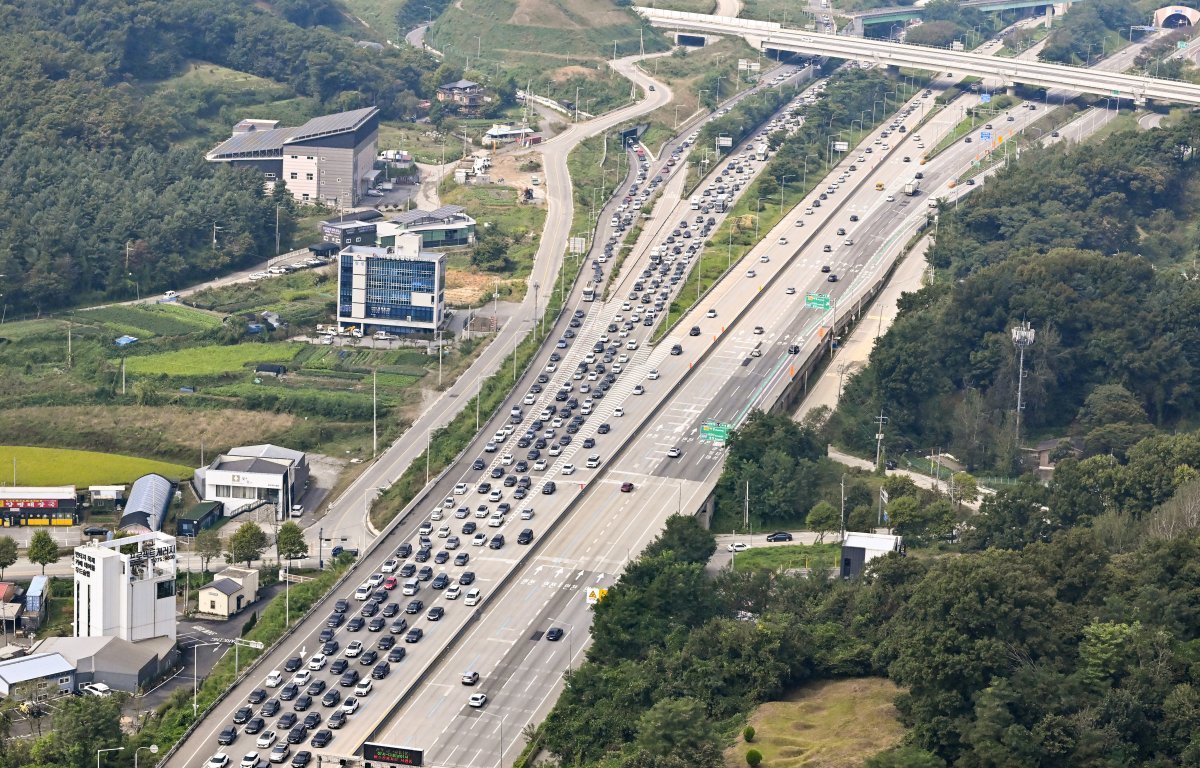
[381,602,400,618]
[597,423,611,434]
[454,552,470,566]
[390,617,409,634]
[765,532,793,542]
[377,634,396,651]
[293,695,312,712]
[372,661,391,679]
[489,534,505,549]
[428,606,445,621]
[472,458,486,471]
[327,710,347,730]
[399,563,416,577]
[414,549,430,563]
[261,699,281,718]
[302,711,322,730]
[310,730,333,748]
[368,617,386,632]
[291,751,312,768]
[245,717,265,735]
[689,326,701,336]
[542,482,556,495]
[218,726,238,745]
[582,437,596,449]
[321,640,339,656]
[388,646,408,663]
[279,683,299,702]
[318,628,335,643]
[462,521,478,535]
[287,726,308,745]
[395,542,413,558]
[347,616,365,631]
[406,599,424,614]
[518,529,534,545]
[305,680,326,696]
[489,466,503,479]
[233,706,254,724]
[360,601,379,617]
[339,669,361,687]
[321,689,342,708]
[546,627,565,641]
[405,628,424,643]
[434,551,450,564]
[284,657,302,673]
[359,650,379,666]
[248,688,268,705]
[432,574,450,590]
[330,659,349,675]
[278,712,298,730]
[459,571,476,586]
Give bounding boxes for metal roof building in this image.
[0,653,75,697]
[117,474,174,534]
[206,107,379,207]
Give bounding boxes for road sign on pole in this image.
[979,93,992,103]
[980,130,992,141]
[805,292,832,310]
[586,587,609,605]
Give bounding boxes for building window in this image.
[291,155,298,159]
[302,194,310,201]
[210,600,216,610]
[290,173,298,180]
[336,178,342,183]
[307,156,314,160]
[264,173,276,180]
[58,676,71,685]
[306,173,314,181]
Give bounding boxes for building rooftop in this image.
[36,635,171,681]
[0,653,73,686]
[229,444,306,463]
[391,205,472,227]
[322,220,377,231]
[118,474,173,534]
[180,501,222,521]
[208,107,378,160]
[205,578,242,596]
[341,244,445,263]
[440,79,480,91]
[212,457,289,475]
[26,576,47,600]
[0,486,76,501]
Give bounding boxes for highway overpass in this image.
[636,7,1200,105]
[850,0,1069,28]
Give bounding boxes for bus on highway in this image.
[582,281,596,301]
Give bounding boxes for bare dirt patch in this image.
[550,65,602,82]
[510,0,579,28]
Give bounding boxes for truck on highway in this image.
[904,178,921,196]
[690,196,700,210]
[755,142,769,161]
[715,193,729,213]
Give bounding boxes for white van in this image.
[354,583,372,600]
[464,588,482,606]
[402,579,420,596]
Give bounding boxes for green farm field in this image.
[124,343,304,376]
[1,446,192,486]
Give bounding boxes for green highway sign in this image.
[701,421,731,442]
[1179,41,1189,50]
[805,292,832,310]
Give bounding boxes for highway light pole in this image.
[1011,321,1036,449]
[97,747,124,768]
[134,744,159,768]
[779,174,794,212]
[477,711,506,767]
[547,618,576,669]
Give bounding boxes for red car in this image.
[620,482,634,493]
[383,576,397,590]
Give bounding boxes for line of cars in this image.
[247,255,327,282]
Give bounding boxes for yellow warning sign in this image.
[585,587,609,605]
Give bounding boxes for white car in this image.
[548,444,562,457]
[367,573,384,587]
[381,559,399,574]
[307,654,327,670]
[488,512,505,527]
[523,393,536,405]
[293,670,312,686]
[786,287,797,295]
[501,453,514,466]
[437,525,451,538]
[520,508,534,520]
[241,753,261,768]
[345,641,364,658]
[727,542,749,552]
[614,407,625,417]
[667,447,682,458]
[255,732,277,749]
[265,670,283,688]
[760,254,770,263]
[469,693,489,708]
[647,370,660,380]
[706,309,717,318]
[354,680,373,697]
[632,385,645,395]
[453,483,468,495]
[562,464,576,476]
[341,697,360,714]
[472,533,488,546]
[534,459,548,471]
[207,755,230,768]
[465,588,482,606]
[746,269,757,278]
[445,585,462,600]
[886,195,896,202]
[777,237,787,245]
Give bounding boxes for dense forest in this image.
[0,0,440,312]
[829,115,1200,473]
[535,420,1200,767]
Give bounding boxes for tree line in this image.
[829,115,1200,474]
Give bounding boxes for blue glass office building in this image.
[337,241,446,334]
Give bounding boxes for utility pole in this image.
[275,206,281,256]
[372,369,378,458]
[743,481,749,532]
[874,410,889,470]
[840,474,846,541]
[1012,321,1036,451]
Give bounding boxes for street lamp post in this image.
[135,745,160,768]
[779,174,794,212]
[97,747,124,768]
[476,711,506,767]
[547,619,577,669]
[755,198,765,240]
[532,282,541,335]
